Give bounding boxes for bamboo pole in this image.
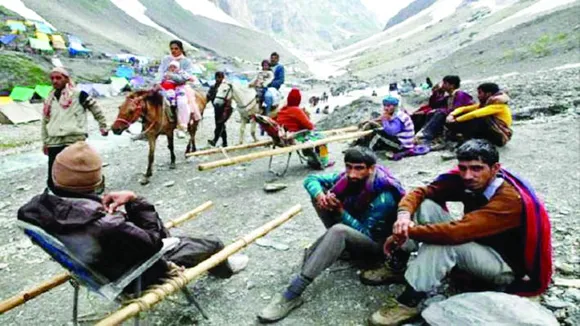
[187,126,359,158]
[198,130,372,171]
[0,201,213,315]
[96,204,302,326]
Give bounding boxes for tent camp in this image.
[68,42,91,57]
[35,32,50,42]
[34,85,53,99]
[7,21,26,33]
[0,102,42,124]
[0,97,13,105]
[109,77,129,95]
[9,87,35,102]
[29,38,53,52]
[115,66,134,79]
[0,34,17,46]
[50,35,66,50]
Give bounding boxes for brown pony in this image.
[111,89,207,185]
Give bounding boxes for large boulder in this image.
[422,292,558,326]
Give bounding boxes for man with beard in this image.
[258,147,405,323]
[363,139,552,326]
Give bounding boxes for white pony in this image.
[215,81,284,144]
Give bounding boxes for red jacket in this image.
[275,106,314,132]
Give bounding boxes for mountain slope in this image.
[215,0,381,52]
[384,0,438,30]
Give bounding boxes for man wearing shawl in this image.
[364,139,552,326]
[258,147,405,323]
[41,67,108,194]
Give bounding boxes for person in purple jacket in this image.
[415,75,474,145]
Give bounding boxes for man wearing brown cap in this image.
[42,67,109,194]
[19,141,248,292]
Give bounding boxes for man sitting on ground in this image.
[257,147,405,323]
[446,82,513,146]
[18,141,248,293]
[361,139,552,326]
[415,75,474,145]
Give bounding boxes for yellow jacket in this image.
[451,103,512,126]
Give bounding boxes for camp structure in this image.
[50,35,66,50]
[0,97,13,105]
[34,32,50,42]
[6,21,26,33]
[129,76,146,89]
[115,65,134,79]
[0,34,18,48]
[28,38,53,53]
[33,85,53,100]
[0,101,42,124]
[68,42,91,57]
[9,87,35,102]
[109,77,130,95]
[78,84,114,98]
[34,22,54,34]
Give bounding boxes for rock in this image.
[255,238,290,251]
[422,292,558,326]
[423,295,446,307]
[0,263,8,270]
[563,288,580,302]
[544,296,573,309]
[163,181,175,188]
[556,261,576,275]
[102,162,110,167]
[440,153,456,161]
[246,281,255,290]
[263,183,287,193]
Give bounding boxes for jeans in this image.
[301,205,382,279]
[403,200,515,292]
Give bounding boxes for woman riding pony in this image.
[156,40,201,138]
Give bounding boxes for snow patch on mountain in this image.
[109,0,184,41]
[0,0,55,28]
[175,0,242,27]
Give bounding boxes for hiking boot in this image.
[257,293,304,323]
[360,263,405,286]
[368,299,419,326]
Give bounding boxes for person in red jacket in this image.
[275,88,314,132]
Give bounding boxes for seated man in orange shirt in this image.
[445,83,513,146]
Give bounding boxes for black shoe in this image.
[387,249,410,272]
[208,139,216,147]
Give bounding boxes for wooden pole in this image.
[0,201,213,315]
[198,130,372,171]
[95,204,302,326]
[187,126,359,158]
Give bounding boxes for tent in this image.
[50,35,66,49]
[0,97,13,105]
[0,102,42,124]
[68,42,91,56]
[0,34,17,45]
[34,22,54,34]
[115,65,134,79]
[78,84,113,98]
[9,87,35,102]
[130,76,145,88]
[34,85,53,99]
[35,32,50,42]
[110,77,129,94]
[7,22,26,33]
[67,35,83,44]
[190,64,203,75]
[29,38,53,52]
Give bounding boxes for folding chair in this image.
[254,114,321,177]
[18,221,208,325]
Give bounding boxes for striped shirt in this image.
[381,110,415,149]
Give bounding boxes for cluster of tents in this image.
[2,19,91,56]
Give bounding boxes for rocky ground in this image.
[0,70,578,325]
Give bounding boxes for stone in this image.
[263,183,287,193]
[544,296,573,309]
[255,238,290,251]
[163,181,175,188]
[556,261,576,275]
[563,288,580,302]
[102,162,110,167]
[422,292,558,326]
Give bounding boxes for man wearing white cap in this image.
[41,67,108,194]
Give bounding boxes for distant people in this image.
[321,91,329,102]
[363,139,552,325]
[42,67,108,194]
[156,40,201,138]
[257,147,405,323]
[415,75,474,145]
[264,52,285,115]
[207,72,233,148]
[19,142,248,294]
[421,77,433,90]
[372,90,378,97]
[249,59,274,107]
[446,83,513,146]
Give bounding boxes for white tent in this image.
[0,102,42,124]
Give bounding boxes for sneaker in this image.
[360,263,405,286]
[258,293,304,323]
[207,139,216,147]
[368,299,419,326]
[228,254,249,274]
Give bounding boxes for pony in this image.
[214,82,284,144]
[111,89,207,185]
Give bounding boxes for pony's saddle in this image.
[254,114,294,147]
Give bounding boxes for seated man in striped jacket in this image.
[257,147,405,323]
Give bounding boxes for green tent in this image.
[34,85,53,99]
[9,87,35,102]
[28,38,53,52]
